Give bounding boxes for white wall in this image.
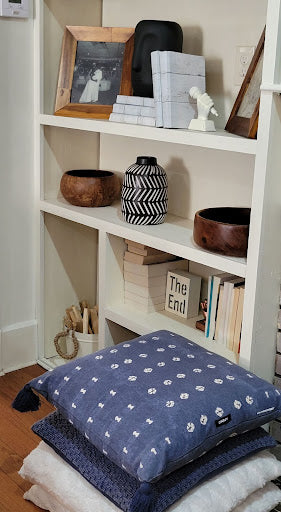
[0,14,36,372]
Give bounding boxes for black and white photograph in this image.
[70,41,125,105]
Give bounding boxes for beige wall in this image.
[102,0,267,125]
[0,15,34,328]
[101,0,266,219]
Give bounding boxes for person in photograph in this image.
[79,67,103,103]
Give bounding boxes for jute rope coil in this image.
[54,327,79,360]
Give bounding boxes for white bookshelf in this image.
[34,0,281,383]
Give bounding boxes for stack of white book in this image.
[205,273,245,354]
[109,95,156,127]
[123,240,188,313]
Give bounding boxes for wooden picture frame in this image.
[54,26,135,119]
[225,28,265,139]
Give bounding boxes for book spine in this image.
[151,50,163,127]
[125,290,165,306]
[207,278,220,341]
[124,280,167,298]
[214,286,224,341]
[205,276,213,338]
[124,271,166,288]
[137,116,156,127]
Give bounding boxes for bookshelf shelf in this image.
[40,114,257,155]
[40,198,247,277]
[104,303,237,362]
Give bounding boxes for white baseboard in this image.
[0,320,38,374]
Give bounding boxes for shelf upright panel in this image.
[240,0,281,380]
[34,0,45,362]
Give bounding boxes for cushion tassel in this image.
[130,483,154,512]
[12,384,41,412]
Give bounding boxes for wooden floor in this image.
[0,365,54,512]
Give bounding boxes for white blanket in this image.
[20,441,281,512]
[24,482,281,512]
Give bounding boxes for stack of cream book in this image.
[123,240,188,313]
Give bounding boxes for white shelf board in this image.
[105,303,238,363]
[40,197,247,277]
[40,114,257,155]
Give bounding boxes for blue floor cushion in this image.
[32,411,276,512]
[13,330,281,482]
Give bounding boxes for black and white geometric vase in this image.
[121,156,168,225]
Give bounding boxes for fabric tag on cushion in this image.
[13,330,281,482]
[31,411,277,512]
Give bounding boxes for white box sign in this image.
[165,270,201,319]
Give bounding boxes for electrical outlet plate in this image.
[234,46,255,86]
[0,0,29,17]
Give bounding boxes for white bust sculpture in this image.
[188,86,218,132]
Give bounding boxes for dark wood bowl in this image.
[60,170,120,207]
[193,207,251,257]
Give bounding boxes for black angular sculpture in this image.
[132,20,183,98]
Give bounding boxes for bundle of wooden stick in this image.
[64,300,98,335]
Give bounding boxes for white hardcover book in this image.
[110,113,156,126]
[162,101,196,129]
[116,95,154,107]
[116,95,128,104]
[126,96,144,106]
[159,51,206,77]
[124,105,141,116]
[123,114,139,125]
[123,259,188,278]
[125,298,165,313]
[124,280,167,298]
[122,105,155,117]
[161,73,205,103]
[137,116,156,127]
[116,95,144,106]
[109,113,125,123]
[113,103,125,113]
[140,106,155,117]
[125,290,165,306]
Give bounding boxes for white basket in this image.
[66,331,99,360]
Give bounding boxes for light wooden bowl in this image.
[193,207,251,257]
[60,170,120,207]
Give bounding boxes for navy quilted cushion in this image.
[13,330,281,482]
